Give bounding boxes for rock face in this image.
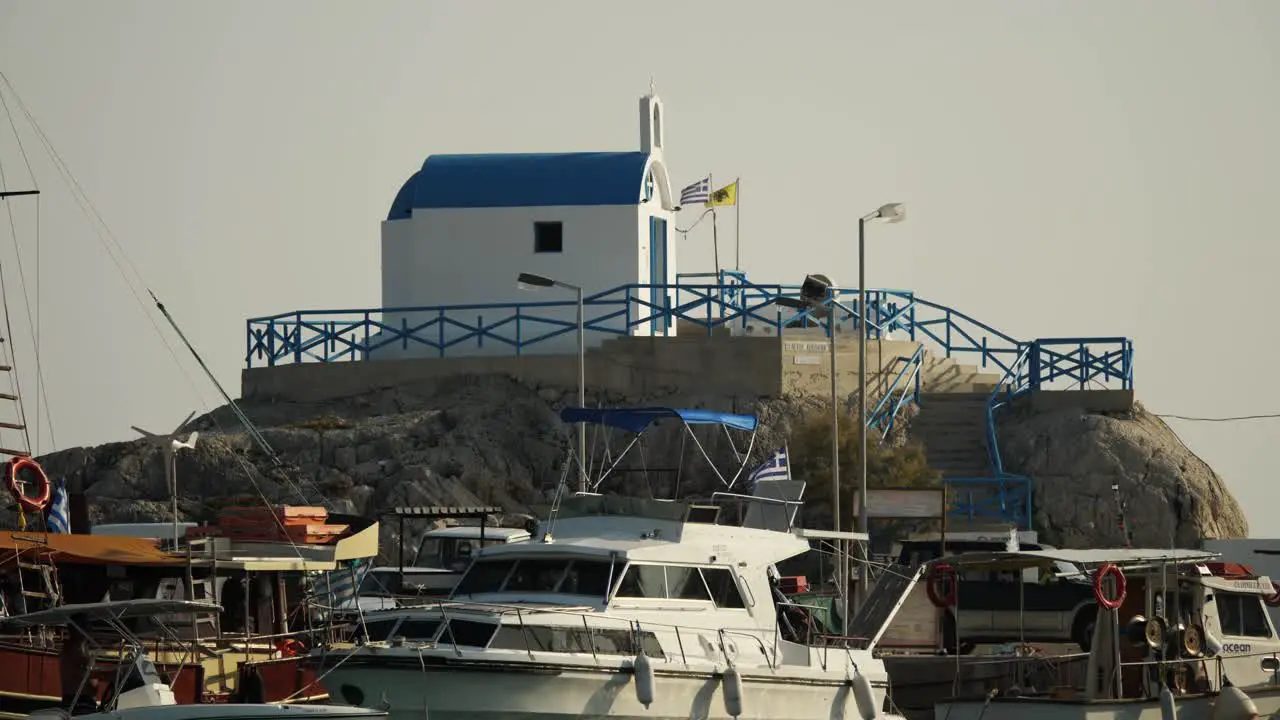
[998,402,1248,548]
[21,373,1247,555]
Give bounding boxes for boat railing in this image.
[337,596,873,673]
[1114,647,1280,698]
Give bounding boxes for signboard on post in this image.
[851,488,945,519]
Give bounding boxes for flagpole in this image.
[709,172,721,278]
[735,177,741,272]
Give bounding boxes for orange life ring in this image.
[1265,582,1280,608]
[5,456,50,513]
[927,563,958,608]
[275,638,305,658]
[1093,563,1127,610]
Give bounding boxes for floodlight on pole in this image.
[132,412,200,550]
[854,202,906,615]
[517,272,587,494]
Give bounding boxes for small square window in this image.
[534,222,563,253]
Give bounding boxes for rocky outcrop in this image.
[998,401,1248,548]
[21,374,1247,555]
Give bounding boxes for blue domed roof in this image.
[387,152,651,219]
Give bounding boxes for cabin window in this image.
[356,619,401,642]
[398,619,444,641]
[1217,592,1273,638]
[667,566,713,601]
[534,222,563,253]
[489,625,663,657]
[613,564,745,608]
[441,619,499,648]
[453,558,613,596]
[616,565,668,599]
[454,559,517,595]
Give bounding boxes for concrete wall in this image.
[243,329,938,407]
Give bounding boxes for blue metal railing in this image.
[246,279,1133,529]
[868,346,924,438]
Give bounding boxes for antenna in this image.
[649,76,656,96]
[133,412,199,549]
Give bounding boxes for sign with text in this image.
[852,489,945,519]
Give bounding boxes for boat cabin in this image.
[926,548,1280,714]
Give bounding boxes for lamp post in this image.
[517,272,587,494]
[855,203,905,606]
[777,277,849,631]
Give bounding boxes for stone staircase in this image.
[910,391,992,477]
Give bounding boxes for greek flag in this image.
[679,176,711,206]
[314,560,369,616]
[744,446,790,494]
[46,479,69,534]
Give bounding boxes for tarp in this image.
[0,531,185,568]
[558,406,758,433]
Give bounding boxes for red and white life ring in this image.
[1093,563,1127,610]
[275,638,305,658]
[5,456,50,513]
[927,562,958,608]
[1265,582,1280,607]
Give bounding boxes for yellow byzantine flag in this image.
[706,180,738,207]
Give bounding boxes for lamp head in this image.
[517,272,556,290]
[875,203,906,224]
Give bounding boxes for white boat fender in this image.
[1159,686,1178,720]
[633,653,655,709]
[722,666,744,718]
[852,672,879,720]
[1211,684,1259,720]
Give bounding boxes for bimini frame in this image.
[557,406,759,491]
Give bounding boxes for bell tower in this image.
[639,91,664,156]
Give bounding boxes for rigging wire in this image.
[0,87,48,455]
[1157,413,1280,423]
[0,72,323,522]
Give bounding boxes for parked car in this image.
[896,539,1098,653]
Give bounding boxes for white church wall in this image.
[375,204,642,359]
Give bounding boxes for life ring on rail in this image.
[1265,582,1280,607]
[5,456,50,513]
[275,638,305,658]
[1092,563,1127,610]
[926,563,958,608]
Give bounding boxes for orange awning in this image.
[0,531,186,568]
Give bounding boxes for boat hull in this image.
[932,687,1280,720]
[320,660,887,720]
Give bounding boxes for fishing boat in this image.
[313,407,914,720]
[926,547,1280,719]
[6,598,386,720]
[0,505,379,714]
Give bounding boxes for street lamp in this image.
[517,272,587,494]
[855,203,905,607]
[777,277,855,634]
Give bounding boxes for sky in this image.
[0,1,1278,533]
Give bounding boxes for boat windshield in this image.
[453,557,615,597]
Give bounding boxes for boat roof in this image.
[929,548,1219,570]
[558,406,758,433]
[423,526,530,540]
[1,599,220,627]
[0,530,185,568]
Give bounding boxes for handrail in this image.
[985,344,1032,477]
[868,346,924,436]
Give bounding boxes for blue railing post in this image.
[438,309,445,357]
[293,313,302,364]
[1027,341,1041,391]
[515,307,522,356]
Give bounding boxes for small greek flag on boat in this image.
[46,479,70,534]
[744,446,790,494]
[316,560,369,612]
[679,176,711,206]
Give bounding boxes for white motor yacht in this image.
[313,407,917,720]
